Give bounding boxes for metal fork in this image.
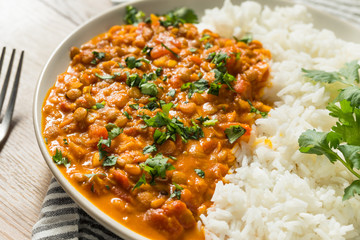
[0,47,24,144]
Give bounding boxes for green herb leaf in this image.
[161,43,180,59]
[142,46,153,56]
[204,43,213,50]
[91,101,106,110]
[234,32,253,44]
[125,56,143,69]
[103,155,118,167]
[343,180,360,200]
[159,7,198,28]
[302,69,341,84]
[167,89,176,97]
[247,100,268,118]
[63,138,69,145]
[106,123,122,140]
[52,149,70,168]
[225,125,246,144]
[91,51,105,64]
[337,86,360,107]
[126,73,142,87]
[140,82,158,97]
[123,111,132,119]
[170,182,183,199]
[129,103,139,110]
[181,79,209,98]
[194,169,205,178]
[161,102,174,115]
[140,154,175,184]
[124,6,145,25]
[200,34,211,41]
[143,144,157,154]
[189,48,197,53]
[95,73,115,80]
[133,173,147,190]
[203,119,218,126]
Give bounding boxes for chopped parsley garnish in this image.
[124,6,145,25]
[139,154,175,185]
[143,144,157,154]
[202,119,218,126]
[247,100,268,118]
[144,101,159,111]
[95,72,119,80]
[126,73,143,87]
[159,7,198,28]
[140,82,158,97]
[225,125,246,144]
[52,149,70,168]
[170,183,183,199]
[234,32,253,44]
[189,48,197,53]
[181,79,209,98]
[299,60,360,200]
[91,51,105,64]
[200,34,211,41]
[161,43,180,59]
[133,173,147,190]
[194,169,205,178]
[142,46,153,56]
[129,103,139,110]
[167,89,176,97]
[156,67,163,76]
[125,56,144,69]
[91,101,106,110]
[97,124,123,167]
[204,42,213,50]
[123,111,132,119]
[63,138,69,145]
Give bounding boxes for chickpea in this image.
[150,198,165,209]
[177,67,192,82]
[69,46,80,59]
[114,115,128,128]
[84,93,96,107]
[124,164,141,176]
[128,87,142,99]
[202,102,218,115]
[157,140,176,155]
[66,88,82,100]
[73,107,87,122]
[172,171,187,184]
[136,191,155,208]
[179,102,197,115]
[113,93,129,109]
[104,108,120,122]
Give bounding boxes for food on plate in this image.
[41,3,271,240]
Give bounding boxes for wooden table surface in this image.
[0,1,113,239]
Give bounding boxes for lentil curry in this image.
[42,6,271,240]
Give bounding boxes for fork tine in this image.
[0,50,24,144]
[0,47,6,76]
[0,49,15,115]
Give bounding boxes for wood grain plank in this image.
[0,0,112,239]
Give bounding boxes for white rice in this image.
[199,1,360,239]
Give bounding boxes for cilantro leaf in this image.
[167,89,176,97]
[142,46,153,56]
[302,69,341,84]
[181,79,209,98]
[95,73,116,80]
[133,173,147,190]
[203,119,218,126]
[123,111,132,119]
[106,123,122,140]
[129,103,139,110]
[103,155,118,167]
[91,51,105,64]
[343,180,360,200]
[337,86,360,107]
[234,32,253,44]
[143,144,157,154]
[170,183,183,199]
[140,82,158,97]
[140,154,175,184]
[194,169,205,178]
[339,60,360,84]
[225,125,246,144]
[52,149,70,168]
[124,6,145,25]
[338,145,360,170]
[247,100,268,118]
[161,43,180,59]
[161,102,174,115]
[159,7,198,28]
[125,56,143,69]
[91,101,106,110]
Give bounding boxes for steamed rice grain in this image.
[200,1,360,239]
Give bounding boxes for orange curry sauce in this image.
[42,13,271,240]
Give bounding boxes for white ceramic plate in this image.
[33,0,360,239]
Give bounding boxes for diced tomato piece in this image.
[145,208,184,239]
[88,124,108,140]
[163,201,196,229]
[113,170,130,190]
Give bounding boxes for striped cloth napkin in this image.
[32,1,360,239]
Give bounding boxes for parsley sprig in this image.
[52,149,70,168]
[97,123,123,167]
[298,60,360,200]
